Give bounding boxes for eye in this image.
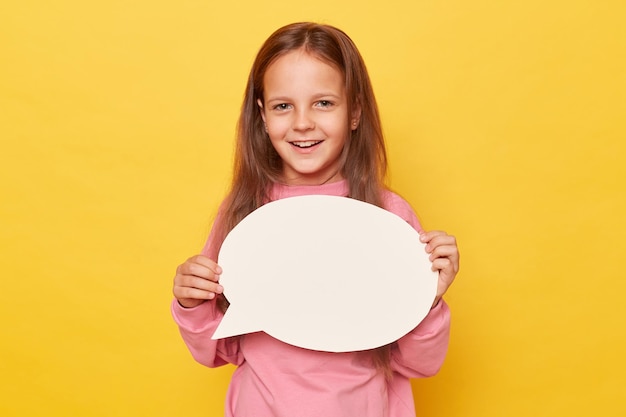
[316,100,333,108]
[273,103,292,111]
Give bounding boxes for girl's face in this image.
[259,49,359,186]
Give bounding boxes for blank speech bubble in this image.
[211,195,437,352]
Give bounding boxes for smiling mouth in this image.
[290,140,322,149]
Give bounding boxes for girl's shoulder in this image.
[381,189,423,233]
[381,188,413,214]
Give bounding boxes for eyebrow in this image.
[265,92,342,103]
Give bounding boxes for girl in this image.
[172,22,460,417]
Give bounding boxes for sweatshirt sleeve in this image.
[171,299,244,367]
[390,300,450,378]
[382,190,451,378]
[171,201,243,367]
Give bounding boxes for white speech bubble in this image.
[211,195,437,352]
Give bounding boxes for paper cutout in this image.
[211,195,437,352]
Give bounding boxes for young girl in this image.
[172,22,460,417]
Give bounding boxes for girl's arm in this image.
[420,230,460,308]
[171,202,243,367]
[172,253,243,367]
[391,230,459,377]
[382,192,460,378]
[390,299,450,378]
[171,297,243,367]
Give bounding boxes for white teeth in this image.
[292,141,321,148]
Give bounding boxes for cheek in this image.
[265,118,289,137]
[326,122,351,142]
[323,114,350,135]
[266,124,288,149]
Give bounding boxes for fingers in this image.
[420,231,459,271]
[420,230,456,251]
[176,254,222,281]
[427,243,458,263]
[420,230,460,303]
[431,257,456,277]
[175,273,223,297]
[173,255,224,308]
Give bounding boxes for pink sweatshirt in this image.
[172,180,451,417]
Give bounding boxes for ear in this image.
[257,98,267,124]
[350,102,362,131]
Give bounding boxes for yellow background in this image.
[1,1,624,416]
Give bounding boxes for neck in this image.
[279,170,344,186]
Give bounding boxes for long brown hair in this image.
[216,22,392,374]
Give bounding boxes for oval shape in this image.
[211,195,437,352]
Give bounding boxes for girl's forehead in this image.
[263,53,345,96]
[267,49,343,76]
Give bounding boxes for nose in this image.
[293,108,315,131]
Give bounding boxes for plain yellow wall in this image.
[1,1,624,416]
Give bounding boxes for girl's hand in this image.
[420,230,460,307]
[173,255,223,308]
